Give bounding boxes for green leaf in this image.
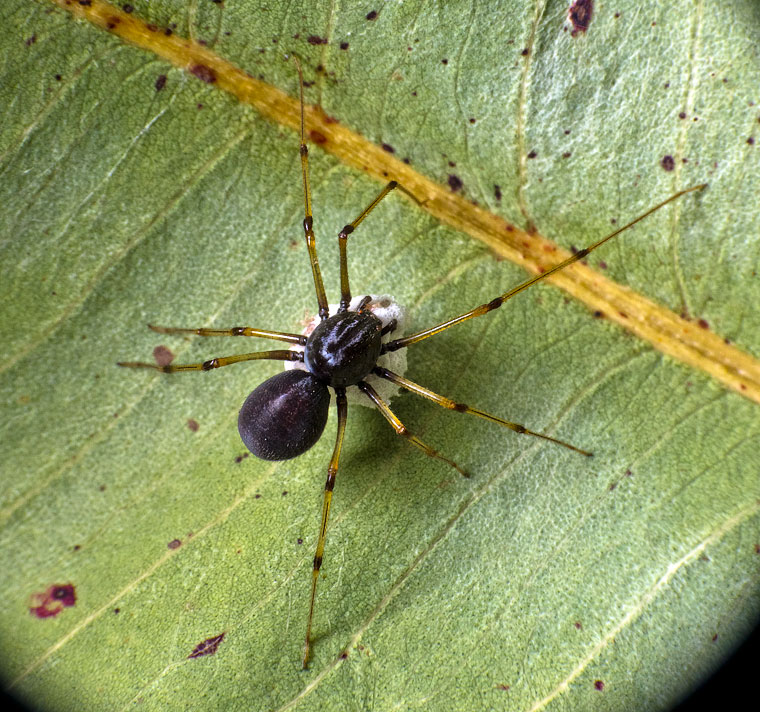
[2,1,759,710]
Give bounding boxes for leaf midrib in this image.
[47,0,760,407]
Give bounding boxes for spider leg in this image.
[374,367,592,456]
[358,381,468,477]
[117,349,301,373]
[303,388,348,669]
[292,56,329,320]
[383,184,707,353]
[147,324,306,345]
[337,181,398,312]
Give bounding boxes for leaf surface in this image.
[1,1,759,711]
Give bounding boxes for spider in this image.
[119,59,705,668]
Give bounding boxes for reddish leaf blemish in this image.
[190,64,217,84]
[661,155,675,171]
[188,632,226,659]
[448,174,463,192]
[309,130,327,144]
[153,345,174,367]
[30,583,76,619]
[594,680,604,691]
[568,0,594,37]
[167,539,182,550]
[187,419,199,432]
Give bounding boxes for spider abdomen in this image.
[304,311,383,387]
[238,369,330,460]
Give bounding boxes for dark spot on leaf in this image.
[73,544,81,551]
[441,58,448,65]
[712,633,718,642]
[254,493,261,499]
[575,621,582,629]
[679,111,687,119]
[146,24,158,32]
[164,28,173,36]
[598,260,607,269]
[594,680,604,691]
[568,0,593,36]
[55,74,62,80]
[78,0,92,5]
[307,35,327,45]
[562,151,572,158]
[469,117,476,124]
[660,155,675,171]
[527,150,537,159]
[187,419,199,432]
[297,538,303,544]
[155,74,167,91]
[447,174,463,192]
[340,41,349,50]
[114,607,120,614]
[494,185,502,201]
[448,160,456,167]
[153,345,174,367]
[381,143,395,153]
[188,633,226,659]
[339,650,349,659]
[521,48,529,56]
[122,3,134,11]
[366,10,378,20]
[497,684,510,691]
[664,81,670,88]
[697,318,709,329]
[234,452,250,464]
[30,583,76,618]
[190,64,217,84]
[167,539,182,550]
[402,157,411,164]
[309,130,327,144]
[593,310,604,318]
[25,35,37,46]
[748,137,755,145]
[614,11,621,18]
